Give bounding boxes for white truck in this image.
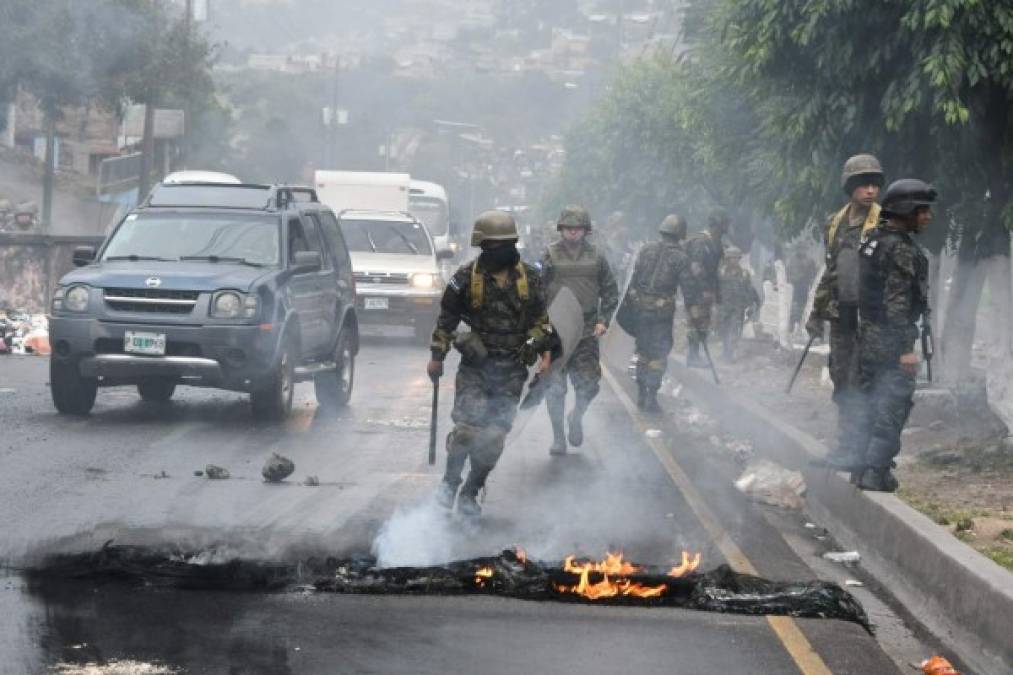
[314,171,411,214]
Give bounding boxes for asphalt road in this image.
[0,339,906,674]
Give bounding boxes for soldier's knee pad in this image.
[471,426,508,467]
[448,424,483,454]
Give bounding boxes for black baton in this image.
[786,335,818,394]
[428,375,439,465]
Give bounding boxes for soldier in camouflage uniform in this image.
[716,247,760,362]
[540,206,619,455]
[683,210,730,367]
[853,179,935,492]
[624,214,689,412]
[428,211,557,516]
[806,154,885,468]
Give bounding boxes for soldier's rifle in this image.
[921,318,934,383]
[786,334,818,394]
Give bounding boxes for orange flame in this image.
[515,547,527,564]
[667,551,702,578]
[553,551,680,600]
[474,566,494,587]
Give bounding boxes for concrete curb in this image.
[665,358,1013,675]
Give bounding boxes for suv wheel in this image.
[51,357,97,415]
[251,341,295,420]
[138,379,176,402]
[315,331,354,409]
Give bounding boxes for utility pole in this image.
[329,54,339,168]
[180,0,194,168]
[41,111,56,232]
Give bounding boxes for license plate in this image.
[364,297,389,310]
[124,331,166,356]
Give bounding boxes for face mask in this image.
[479,243,520,273]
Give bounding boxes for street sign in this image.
[122,105,186,141]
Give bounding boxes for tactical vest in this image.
[827,204,880,306]
[858,226,928,325]
[467,261,530,351]
[634,241,685,297]
[547,241,601,315]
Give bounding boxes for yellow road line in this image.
[602,365,833,675]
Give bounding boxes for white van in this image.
[409,180,453,252]
[314,171,410,214]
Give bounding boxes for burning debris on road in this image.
[27,545,871,631]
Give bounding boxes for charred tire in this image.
[137,379,176,402]
[315,331,354,410]
[251,340,295,420]
[50,357,97,416]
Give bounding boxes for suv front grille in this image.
[104,288,199,314]
[353,272,410,285]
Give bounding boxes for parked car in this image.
[48,182,359,419]
[337,209,453,341]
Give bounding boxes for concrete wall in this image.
[0,233,104,313]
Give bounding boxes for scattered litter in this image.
[671,384,683,398]
[804,522,817,529]
[262,453,295,482]
[193,470,203,477]
[822,551,860,564]
[304,475,320,487]
[921,656,960,675]
[645,429,662,439]
[204,464,230,480]
[52,659,179,674]
[725,439,754,463]
[734,459,807,509]
[844,579,864,587]
[665,512,675,519]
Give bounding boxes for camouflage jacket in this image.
[431,260,555,362]
[683,229,724,307]
[811,203,881,321]
[626,239,689,318]
[718,265,760,315]
[539,239,619,335]
[858,219,929,364]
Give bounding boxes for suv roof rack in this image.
[143,182,319,211]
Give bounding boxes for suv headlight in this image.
[56,285,90,313]
[212,291,259,319]
[410,273,437,290]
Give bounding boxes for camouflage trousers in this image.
[445,356,528,494]
[634,318,674,391]
[547,336,601,407]
[856,358,916,468]
[716,308,745,360]
[828,306,864,456]
[686,301,713,352]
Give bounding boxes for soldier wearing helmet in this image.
[617,213,690,412]
[539,205,619,455]
[852,179,936,492]
[683,209,731,367]
[806,153,885,469]
[428,210,558,517]
[716,246,760,362]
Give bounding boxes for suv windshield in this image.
[340,218,433,255]
[102,212,281,266]
[408,198,449,237]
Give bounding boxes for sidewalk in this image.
[652,337,1013,675]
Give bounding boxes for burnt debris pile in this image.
[27,545,870,631]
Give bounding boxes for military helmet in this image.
[471,210,519,247]
[725,246,743,259]
[880,179,937,218]
[557,205,592,231]
[841,153,884,194]
[658,213,687,239]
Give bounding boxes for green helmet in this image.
[557,205,592,231]
[880,178,936,217]
[841,153,884,194]
[471,210,519,247]
[658,213,687,239]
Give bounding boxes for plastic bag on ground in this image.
[734,459,806,509]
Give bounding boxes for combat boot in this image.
[643,388,662,414]
[438,433,468,509]
[855,466,898,492]
[457,492,482,518]
[459,463,492,517]
[547,397,567,456]
[567,398,589,447]
[435,481,458,509]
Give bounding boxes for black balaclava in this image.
[479,241,520,273]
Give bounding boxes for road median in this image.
[663,356,1013,675]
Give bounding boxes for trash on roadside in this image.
[725,439,754,464]
[844,579,863,587]
[921,656,960,675]
[804,522,817,529]
[645,429,662,439]
[204,464,230,480]
[734,459,806,509]
[262,452,295,482]
[822,551,861,564]
[193,470,203,477]
[304,475,320,487]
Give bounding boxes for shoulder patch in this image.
[448,275,464,292]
